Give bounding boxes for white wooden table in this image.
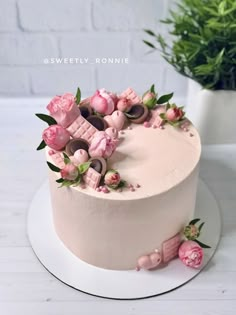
[1,99,236,315]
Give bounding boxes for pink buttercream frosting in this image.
[47,93,80,128]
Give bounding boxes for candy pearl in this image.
[99,186,103,189]
[74,149,88,164]
[159,125,164,130]
[190,133,194,137]
[48,150,55,155]
[120,130,125,135]
[127,126,132,130]
[183,127,189,132]
[128,183,133,188]
[152,125,157,129]
[96,187,101,192]
[102,186,110,193]
[143,121,151,128]
[130,187,135,192]
[118,188,123,192]
[136,184,141,188]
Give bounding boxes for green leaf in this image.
[198,222,205,231]
[195,239,211,249]
[189,218,201,225]
[159,113,166,119]
[47,161,61,172]
[35,113,57,126]
[78,162,91,174]
[56,178,64,183]
[157,92,174,104]
[63,152,70,165]
[142,40,156,49]
[144,29,156,36]
[59,180,73,188]
[150,84,155,93]
[75,87,81,104]
[36,140,46,151]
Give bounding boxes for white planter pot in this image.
[186,79,236,144]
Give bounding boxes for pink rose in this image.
[60,163,79,181]
[104,170,121,188]
[89,131,117,158]
[117,97,132,112]
[166,107,184,122]
[42,125,70,151]
[47,93,80,127]
[178,241,203,269]
[90,89,117,115]
[142,91,157,109]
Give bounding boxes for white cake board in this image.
[27,179,221,300]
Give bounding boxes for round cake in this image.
[36,86,202,271]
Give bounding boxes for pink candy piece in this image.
[48,150,55,156]
[102,186,110,193]
[152,125,157,129]
[136,184,141,188]
[130,187,135,192]
[120,88,142,105]
[159,125,164,130]
[149,107,166,127]
[83,167,101,189]
[66,113,98,144]
[190,133,194,137]
[96,187,101,192]
[73,149,89,164]
[104,110,126,131]
[183,127,189,132]
[143,121,151,128]
[136,250,162,271]
[162,233,181,263]
[105,127,118,139]
[50,152,65,169]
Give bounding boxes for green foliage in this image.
[143,0,236,90]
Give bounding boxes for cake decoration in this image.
[178,241,203,269]
[36,84,195,192]
[162,233,182,263]
[136,249,162,271]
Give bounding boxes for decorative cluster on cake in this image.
[136,218,210,271]
[36,85,190,192]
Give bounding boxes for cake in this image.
[36,85,210,271]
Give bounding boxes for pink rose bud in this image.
[42,125,70,151]
[166,106,184,122]
[104,170,121,188]
[47,93,80,127]
[117,97,132,112]
[90,88,116,115]
[73,149,89,164]
[178,241,203,269]
[142,91,157,109]
[60,163,79,181]
[184,224,200,240]
[89,131,117,159]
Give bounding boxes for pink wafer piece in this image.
[120,88,142,105]
[50,152,65,169]
[149,107,165,127]
[162,233,181,263]
[83,167,101,189]
[67,113,98,144]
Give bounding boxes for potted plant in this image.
[143,0,236,144]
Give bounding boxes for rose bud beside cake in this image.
[178,241,203,269]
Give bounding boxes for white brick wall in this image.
[0,0,187,98]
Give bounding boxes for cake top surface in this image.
[40,85,201,201]
[46,119,200,200]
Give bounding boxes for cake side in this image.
[49,163,199,270]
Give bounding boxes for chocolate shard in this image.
[80,105,93,119]
[89,157,107,176]
[65,138,89,156]
[126,104,149,124]
[87,115,108,131]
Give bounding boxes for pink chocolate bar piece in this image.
[162,233,181,263]
[120,87,142,105]
[83,167,101,189]
[50,152,65,169]
[67,113,98,144]
[149,108,165,127]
